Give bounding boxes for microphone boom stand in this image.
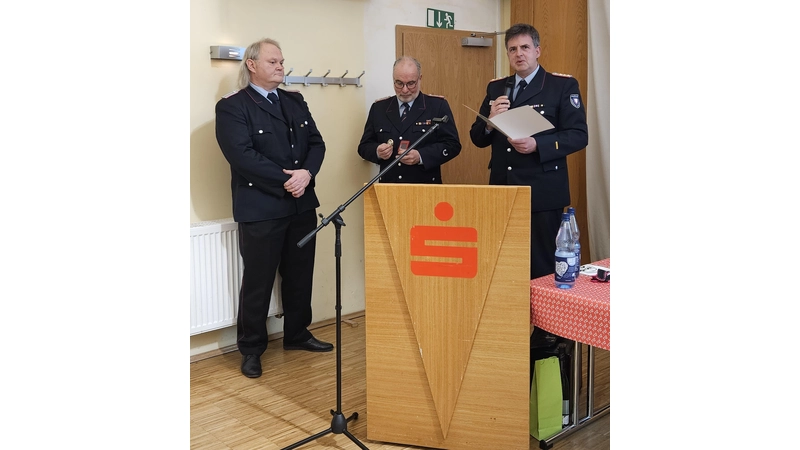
[280,116,450,450]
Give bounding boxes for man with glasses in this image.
[469,23,588,280]
[215,38,333,379]
[357,56,461,183]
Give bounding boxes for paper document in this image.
[464,104,554,140]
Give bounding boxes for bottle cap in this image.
[562,213,570,220]
[567,207,575,214]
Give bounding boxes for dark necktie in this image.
[267,92,285,120]
[401,102,410,120]
[513,80,527,105]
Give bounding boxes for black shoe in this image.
[241,354,262,378]
[283,336,334,352]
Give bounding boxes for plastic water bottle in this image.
[567,207,581,268]
[554,212,578,289]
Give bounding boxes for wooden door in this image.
[396,25,495,185]
[511,0,592,263]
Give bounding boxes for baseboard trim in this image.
[190,310,366,363]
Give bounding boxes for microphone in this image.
[503,77,515,99]
[432,115,449,123]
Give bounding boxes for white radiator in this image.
[190,218,283,335]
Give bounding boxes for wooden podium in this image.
[363,184,531,449]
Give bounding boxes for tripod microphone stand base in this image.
[280,410,367,450]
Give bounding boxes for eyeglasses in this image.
[394,79,418,89]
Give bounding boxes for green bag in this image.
[530,355,563,440]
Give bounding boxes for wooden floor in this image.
[191,315,610,450]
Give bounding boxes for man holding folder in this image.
[469,23,588,280]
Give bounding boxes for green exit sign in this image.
[427,8,454,29]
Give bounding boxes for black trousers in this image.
[530,208,564,280]
[237,210,317,356]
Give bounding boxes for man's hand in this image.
[397,149,421,165]
[376,140,394,160]
[489,95,511,120]
[507,136,538,154]
[283,168,312,198]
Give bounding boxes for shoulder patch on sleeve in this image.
[427,94,445,99]
[222,89,239,99]
[552,72,573,78]
[490,77,505,82]
[373,95,391,103]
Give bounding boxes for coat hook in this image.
[283,67,294,85]
[339,70,349,86]
[303,69,313,86]
[321,69,331,86]
[356,70,365,87]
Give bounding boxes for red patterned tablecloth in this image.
[530,258,610,350]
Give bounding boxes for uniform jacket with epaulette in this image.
[469,67,588,212]
[357,92,461,184]
[215,85,325,222]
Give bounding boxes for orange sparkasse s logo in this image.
[410,202,478,278]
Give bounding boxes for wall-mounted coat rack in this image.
[282,68,365,87]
